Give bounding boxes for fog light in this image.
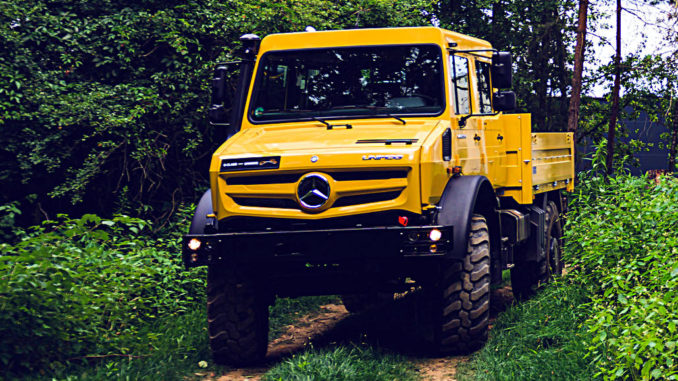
[188,238,202,251]
[429,228,442,242]
[429,244,438,253]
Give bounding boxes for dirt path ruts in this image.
[200,286,514,381]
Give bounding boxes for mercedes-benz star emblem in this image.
[297,174,330,210]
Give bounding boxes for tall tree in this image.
[567,0,589,135]
[605,0,623,175]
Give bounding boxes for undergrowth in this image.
[462,169,678,380]
[458,281,593,380]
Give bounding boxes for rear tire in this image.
[434,214,491,353]
[207,265,269,366]
[511,200,563,299]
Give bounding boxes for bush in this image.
[0,214,204,374]
[566,172,678,379]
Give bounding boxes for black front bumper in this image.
[182,225,452,268]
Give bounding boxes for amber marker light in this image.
[188,238,202,251]
[429,228,442,242]
[429,244,438,253]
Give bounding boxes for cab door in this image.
[449,54,484,175]
[474,59,507,186]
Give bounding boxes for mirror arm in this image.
[458,112,500,128]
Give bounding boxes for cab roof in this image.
[258,27,493,58]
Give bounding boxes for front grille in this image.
[226,170,408,185]
[333,191,402,207]
[225,168,410,212]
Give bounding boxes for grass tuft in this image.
[263,345,418,381]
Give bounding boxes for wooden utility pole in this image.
[606,0,622,176]
[567,0,589,135]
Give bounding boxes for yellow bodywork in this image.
[208,27,574,220]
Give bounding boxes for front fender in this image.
[436,176,499,258]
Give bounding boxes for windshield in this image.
[248,44,445,123]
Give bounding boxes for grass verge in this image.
[28,295,339,380]
[458,280,594,381]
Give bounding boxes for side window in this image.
[476,61,492,114]
[450,55,470,115]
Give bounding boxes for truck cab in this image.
[183,27,574,365]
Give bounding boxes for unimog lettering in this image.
[362,155,403,160]
[183,27,575,366]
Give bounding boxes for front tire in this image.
[435,214,491,353]
[207,265,269,366]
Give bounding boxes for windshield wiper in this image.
[309,116,352,130]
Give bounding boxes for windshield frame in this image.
[246,43,447,125]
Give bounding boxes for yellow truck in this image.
[183,27,575,365]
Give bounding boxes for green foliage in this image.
[458,282,594,381]
[263,346,418,381]
[0,0,431,220]
[0,213,205,375]
[566,171,678,379]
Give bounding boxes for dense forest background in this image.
[0,0,676,230]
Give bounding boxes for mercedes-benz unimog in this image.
[183,27,575,365]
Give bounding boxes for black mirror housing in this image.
[491,51,512,89]
[208,105,230,125]
[493,91,516,112]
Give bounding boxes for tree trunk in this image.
[567,0,589,135]
[669,101,678,172]
[605,0,622,176]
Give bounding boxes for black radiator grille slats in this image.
[231,197,299,209]
[330,170,409,181]
[333,191,403,207]
[226,173,302,185]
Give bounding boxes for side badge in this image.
[311,155,318,163]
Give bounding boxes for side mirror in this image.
[493,91,516,112]
[208,65,235,126]
[491,51,512,89]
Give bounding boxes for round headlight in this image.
[429,229,442,242]
[188,238,202,251]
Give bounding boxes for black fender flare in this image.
[436,176,500,259]
[189,189,214,234]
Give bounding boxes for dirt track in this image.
[200,287,514,381]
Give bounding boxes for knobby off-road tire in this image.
[435,214,491,353]
[512,200,563,299]
[207,265,269,366]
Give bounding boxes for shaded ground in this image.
[201,286,514,381]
